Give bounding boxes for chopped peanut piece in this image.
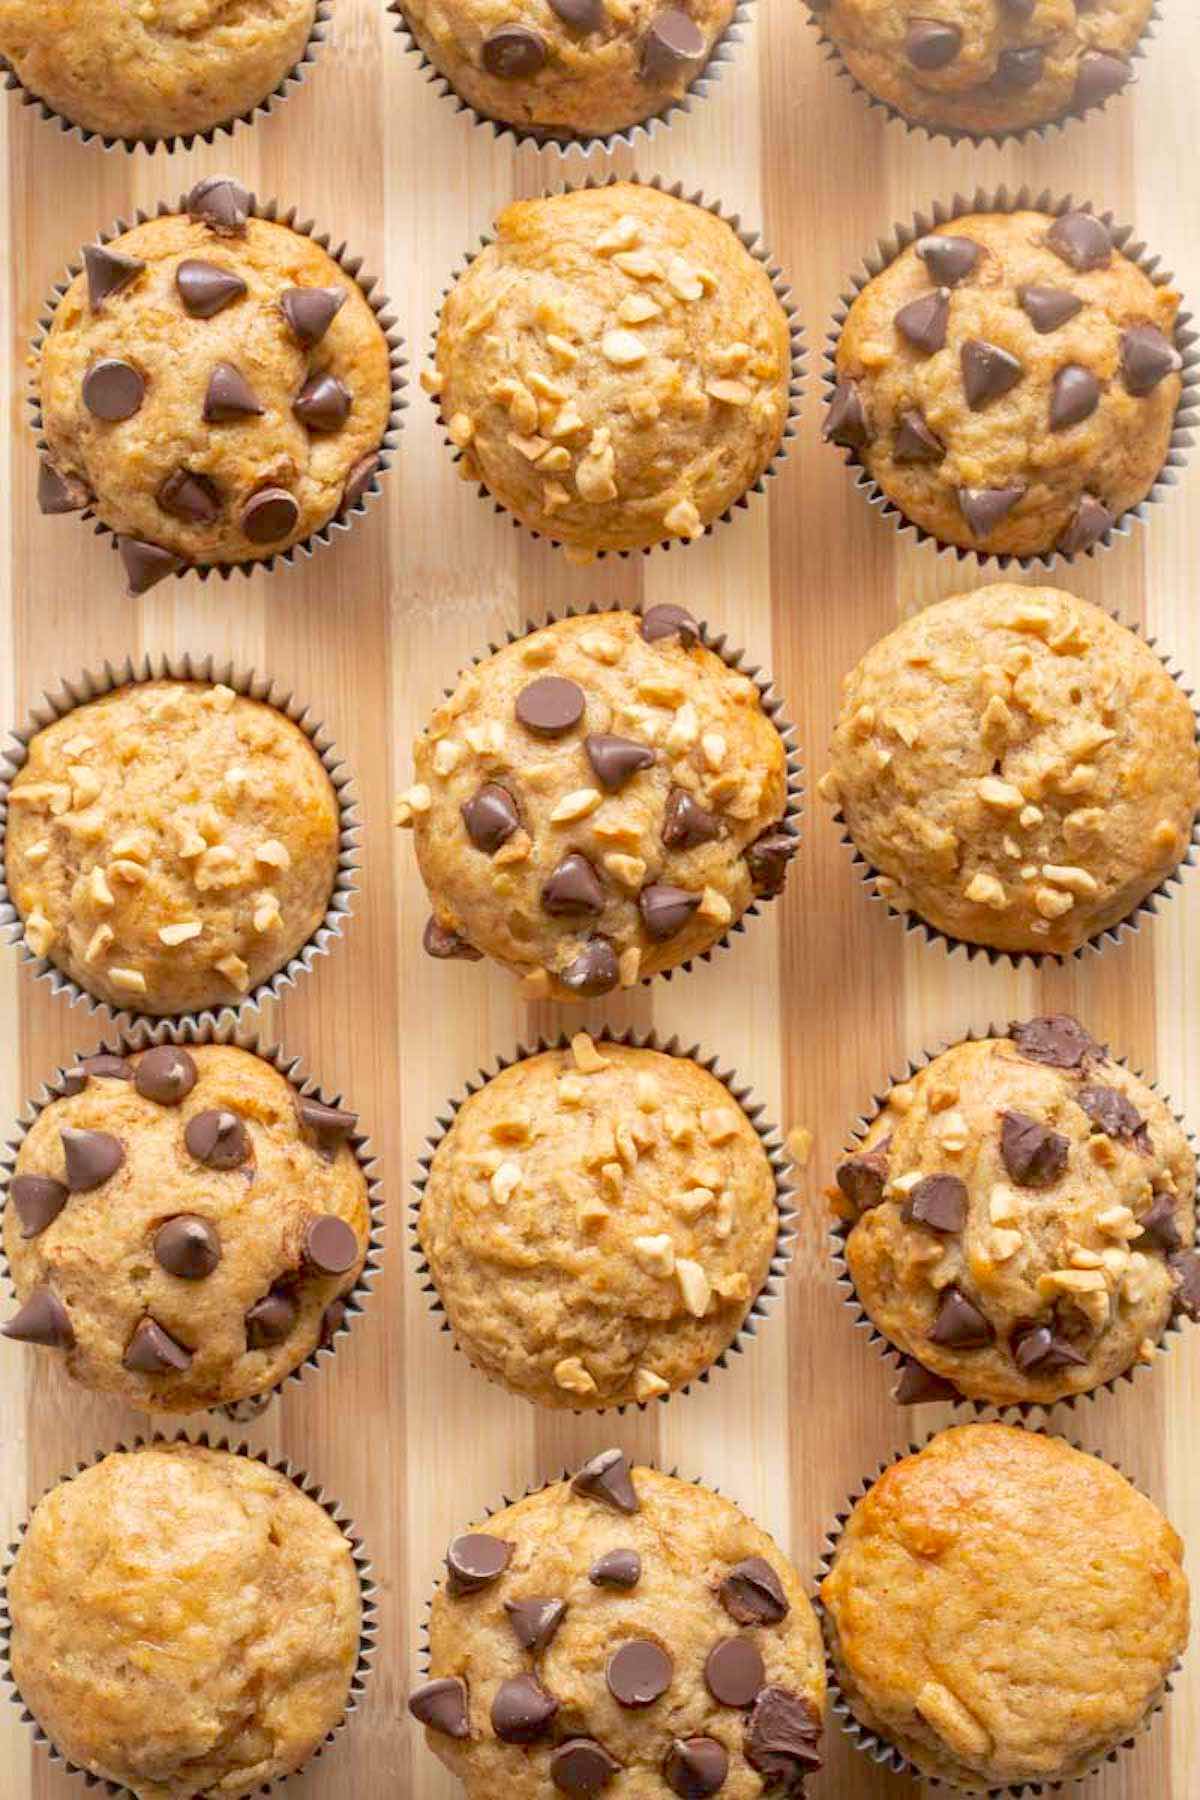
[676,1258,711,1317]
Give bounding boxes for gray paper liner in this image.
[32,183,407,589]
[0,1432,376,1796]
[815,1425,1180,1794]
[0,0,332,154]
[431,173,804,560]
[411,1026,795,1412]
[824,184,1198,570]
[0,1019,384,1420]
[830,1021,1198,1419]
[0,652,359,1026]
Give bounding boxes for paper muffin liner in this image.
[830,1021,1198,1420]
[816,1425,1180,1794]
[0,651,360,1027]
[0,1430,376,1796]
[0,1017,384,1422]
[31,181,407,593]
[411,1026,795,1412]
[388,0,752,154]
[431,173,804,561]
[0,0,333,154]
[802,0,1160,150]
[824,184,1198,570]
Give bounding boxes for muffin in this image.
[396,608,796,1000]
[4,677,343,1015]
[432,182,793,559]
[37,175,392,593]
[409,1450,825,1797]
[7,1442,362,1797]
[825,206,1183,558]
[834,1016,1199,1408]
[2,1043,371,1413]
[819,585,1199,957]
[418,1034,782,1409]
[0,0,319,144]
[811,0,1150,139]
[821,1424,1190,1790]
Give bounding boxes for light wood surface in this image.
[1,3,1197,1795]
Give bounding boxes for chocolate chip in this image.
[745,829,797,897]
[158,468,221,524]
[462,783,520,853]
[905,17,961,67]
[641,604,698,646]
[481,23,548,76]
[423,916,483,960]
[1003,0,1035,13]
[38,462,92,515]
[663,786,721,848]
[957,484,1024,539]
[641,7,706,81]
[492,1674,559,1743]
[542,853,606,917]
[134,1046,197,1106]
[1074,50,1131,110]
[1057,492,1113,555]
[505,1596,567,1652]
[1138,1192,1182,1254]
[929,1285,994,1348]
[895,288,950,355]
[204,362,263,422]
[296,1097,358,1157]
[187,175,250,234]
[10,1175,68,1239]
[515,676,585,737]
[304,1214,359,1276]
[1047,210,1112,273]
[154,1215,221,1280]
[2,1287,74,1349]
[123,1317,192,1374]
[83,243,145,312]
[1169,1250,1200,1320]
[280,285,347,347]
[836,1142,890,1213]
[409,1677,469,1740]
[1122,325,1182,397]
[1077,1084,1145,1142]
[572,1448,639,1512]
[552,1739,621,1795]
[893,1356,959,1404]
[119,537,184,595]
[242,488,299,545]
[185,1108,249,1170]
[1011,1322,1088,1372]
[745,1687,823,1785]
[962,339,1024,408]
[1001,1111,1069,1186]
[705,1636,765,1708]
[245,1288,298,1348]
[1019,285,1083,334]
[995,44,1043,89]
[903,1173,968,1232]
[176,259,247,318]
[342,453,380,511]
[82,358,145,422]
[1050,364,1101,431]
[606,1640,672,1707]
[446,1531,512,1594]
[894,409,944,463]
[664,1738,730,1798]
[78,1053,134,1081]
[590,1548,641,1587]
[824,378,870,448]
[639,882,700,940]
[585,733,656,792]
[320,1298,347,1345]
[560,939,620,997]
[61,1126,124,1192]
[294,372,352,432]
[1009,1015,1099,1069]
[719,1556,789,1626]
[548,0,606,28]
[915,234,980,286]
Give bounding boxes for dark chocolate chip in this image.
[1074,50,1132,110]
[1169,1250,1200,1320]
[82,358,145,422]
[894,409,944,463]
[542,852,605,917]
[1019,285,1083,334]
[1077,1083,1144,1141]
[462,783,520,853]
[409,1677,470,1740]
[664,1737,730,1798]
[1057,492,1113,555]
[824,378,870,448]
[548,0,606,28]
[447,1531,512,1594]
[482,23,548,75]
[905,17,961,67]
[280,285,347,347]
[1011,1322,1088,1372]
[296,1097,358,1156]
[134,1046,197,1106]
[83,244,144,311]
[176,259,247,318]
[585,733,656,792]
[505,1596,568,1652]
[185,1108,249,1170]
[294,372,352,432]
[835,1143,890,1213]
[590,1548,641,1587]
[245,1288,298,1348]
[903,1173,968,1233]
[61,1126,124,1192]
[745,1686,824,1785]
[119,537,184,595]
[187,175,250,234]
[1050,364,1101,431]
[895,289,950,355]
[1009,1015,1099,1069]
[423,916,483,961]
[962,338,1024,408]
[1001,1111,1069,1187]
[719,1555,789,1626]
[641,604,698,646]
[641,7,706,81]
[957,484,1024,539]
[893,1356,960,1404]
[1047,210,1112,273]
[123,1317,193,1374]
[242,487,299,545]
[995,44,1043,89]
[1138,1191,1182,1254]
[492,1674,559,1743]
[38,462,92,515]
[78,1054,134,1080]
[154,1215,221,1280]
[929,1285,995,1348]
[663,786,721,848]
[745,828,797,897]
[10,1174,68,1239]
[560,938,620,997]
[204,362,264,422]
[638,882,701,940]
[1122,325,1182,397]
[552,1739,621,1795]
[705,1636,765,1708]
[915,234,980,286]
[320,1298,347,1345]
[342,453,380,511]
[606,1640,672,1707]
[158,468,221,524]
[304,1214,359,1275]
[515,675,585,737]
[572,1448,640,1512]
[2,1287,74,1349]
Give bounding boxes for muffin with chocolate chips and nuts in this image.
[418,1033,782,1409]
[819,586,1199,957]
[826,207,1183,558]
[2,1044,370,1412]
[432,182,793,559]
[397,609,796,1001]
[37,175,392,593]
[834,1017,1198,1408]
[409,1449,825,1798]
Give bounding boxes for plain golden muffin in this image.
[410,1453,825,1797]
[419,1035,780,1408]
[397,609,795,1000]
[813,0,1151,138]
[432,183,792,558]
[8,1443,362,1799]
[835,1018,1199,1408]
[2,1044,370,1412]
[821,1425,1190,1791]
[0,0,317,143]
[826,209,1182,558]
[819,586,1200,956]
[38,176,391,592]
[4,679,342,1015]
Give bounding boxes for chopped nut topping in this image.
[636,1073,660,1112]
[989,1185,1018,1224]
[1041,863,1098,896]
[24,910,54,956]
[635,1368,669,1401]
[210,684,236,712]
[978,775,1024,811]
[558,1075,586,1107]
[786,1125,813,1168]
[1034,884,1075,919]
[24,839,51,865]
[816,770,840,804]
[550,788,602,824]
[572,1032,609,1074]
[938,1111,970,1153]
[714,1192,735,1239]
[253,893,282,934]
[602,329,648,368]
[1019,804,1043,829]
[634,1234,676,1277]
[613,250,662,281]
[89,866,115,909]
[600,1161,624,1200]
[554,1356,598,1396]
[596,214,642,254]
[447,412,474,448]
[110,830,151,862]
[677,1186,715,1221]
[215,953,250,992]
[84,923,114,962]
[716,1271,751,1302]
[158,921,202,946]
[579,630,621,664]
[619,293,661,325]
[698,887,733,925]
[964,871,1008,910]
[110,858,147,886]
[990,1228,1023,1262]
[666,256,704,301]
[706,378,752,406]
[109,966,148,995]
[546,333,579,366]
[676,1258,711,1317]
[700,1107,739,1147]
[577,1191,609,1231]
[491,1160,522,1207]
[628,389,661,425]
[663,497,702,540]
[666,702,700,752]
[604,852,647,891]
[618,945,642,987]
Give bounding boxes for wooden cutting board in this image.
[0,2,1196,1794]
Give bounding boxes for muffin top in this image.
[8,1443,362,1800]
[419,1036,780,1409]
[4,679,342,1015]
[835,1019,1198,1407]
[827,208,1182,558]
[397,609,794,1001]
[2,1044,370,1413]
[0,0,317,143]
[38,176,391,590]
[412,1453,825,1799]
[432,183,792,559]
[820,1424,1190,1790]
[400,0,735,139]
[813,0,1151,138]
[820,586,1199,956]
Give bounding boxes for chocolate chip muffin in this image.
[819,586,1199,957]
[397,608,796,1001]
[834,1017,1198,1408]
[419,1034,781,1409]
[37,175,392,593]
[826,207,1183,558]
[821,1424,1190,1790]
[4,677,343,1015]
[2,1043,370,1412]
[0,0,318,144]
[432,182,793,559]
[811,0,1150,139]
[7,1442,362,1797]
[410,1450,825,1797]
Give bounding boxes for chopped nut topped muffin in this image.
[835,1018,1198,1407]
[4,678,342,1015]
[410,1451,825,1797]
[397,609,796,1000]
[432,183,793,559]
[2,1043,370,1412]
[418,1034,781,1409]
[820,586,1199,957]
[826,208,1183,558]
